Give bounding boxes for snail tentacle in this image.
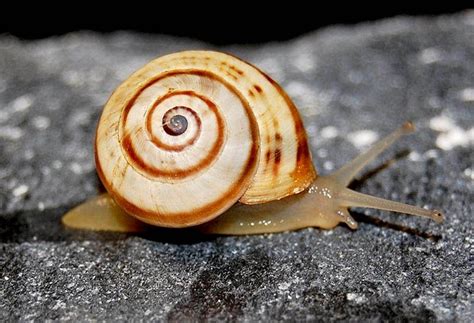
[334,208,358,230]
[337,188,444,223]
[331,121,415,187]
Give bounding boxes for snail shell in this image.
[96,51,315,227]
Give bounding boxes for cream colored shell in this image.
[95,51,316,227]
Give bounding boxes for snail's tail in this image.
[62,194,146,232]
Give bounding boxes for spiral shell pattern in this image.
[96,51,316,227]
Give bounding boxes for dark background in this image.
[1,5,471,45]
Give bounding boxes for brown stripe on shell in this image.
[275,133,282,143]
[229,65,244,75]
[144,91,202,152]
[222,52,317,202]
[297,139,310,162]
[106,144,258,227]
[265,134,271,144]
[273,148,282,175]
[272,118,279,128]
[219,61,245,80]
[265,150,271,163]
[253,68,316,184]
[122,91,225,180]
[225,72,238,81]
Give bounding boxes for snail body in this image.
[63,51,443,234]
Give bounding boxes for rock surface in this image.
[1,13,473,321]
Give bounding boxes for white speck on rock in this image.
[323,161,334,171]
[144,309,153,316]
[429,115,456,132]
[38,202,45,211]
[463,168,474,181]
[347,130,379,149]
[69,162,83,174]
[41,166,51,176]
[278,282,290,291]
[292,53,317,73]
[51,300,66,311]
[408,151,422,162]
[458,88,474,102]
[62,70,84,86]
[13,184,29,197]
[286,81,312,98]
[0,94,34,122]
[317,149,328,158]
[32,116,51,130]
[346,292,367,304]
[321,126,339,139]
[70,110,91,126]
[424,149,439,159]
[418,48,443,64]
[430,115,474,150]
[11,95,34,112]
[24,149,35,160]
[429,115,473,150]
[52,160,63,169]
[0,126,24,140]
[436,127,474,150]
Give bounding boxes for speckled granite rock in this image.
[1,12,473,322]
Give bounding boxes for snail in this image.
[62,50,444,235]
